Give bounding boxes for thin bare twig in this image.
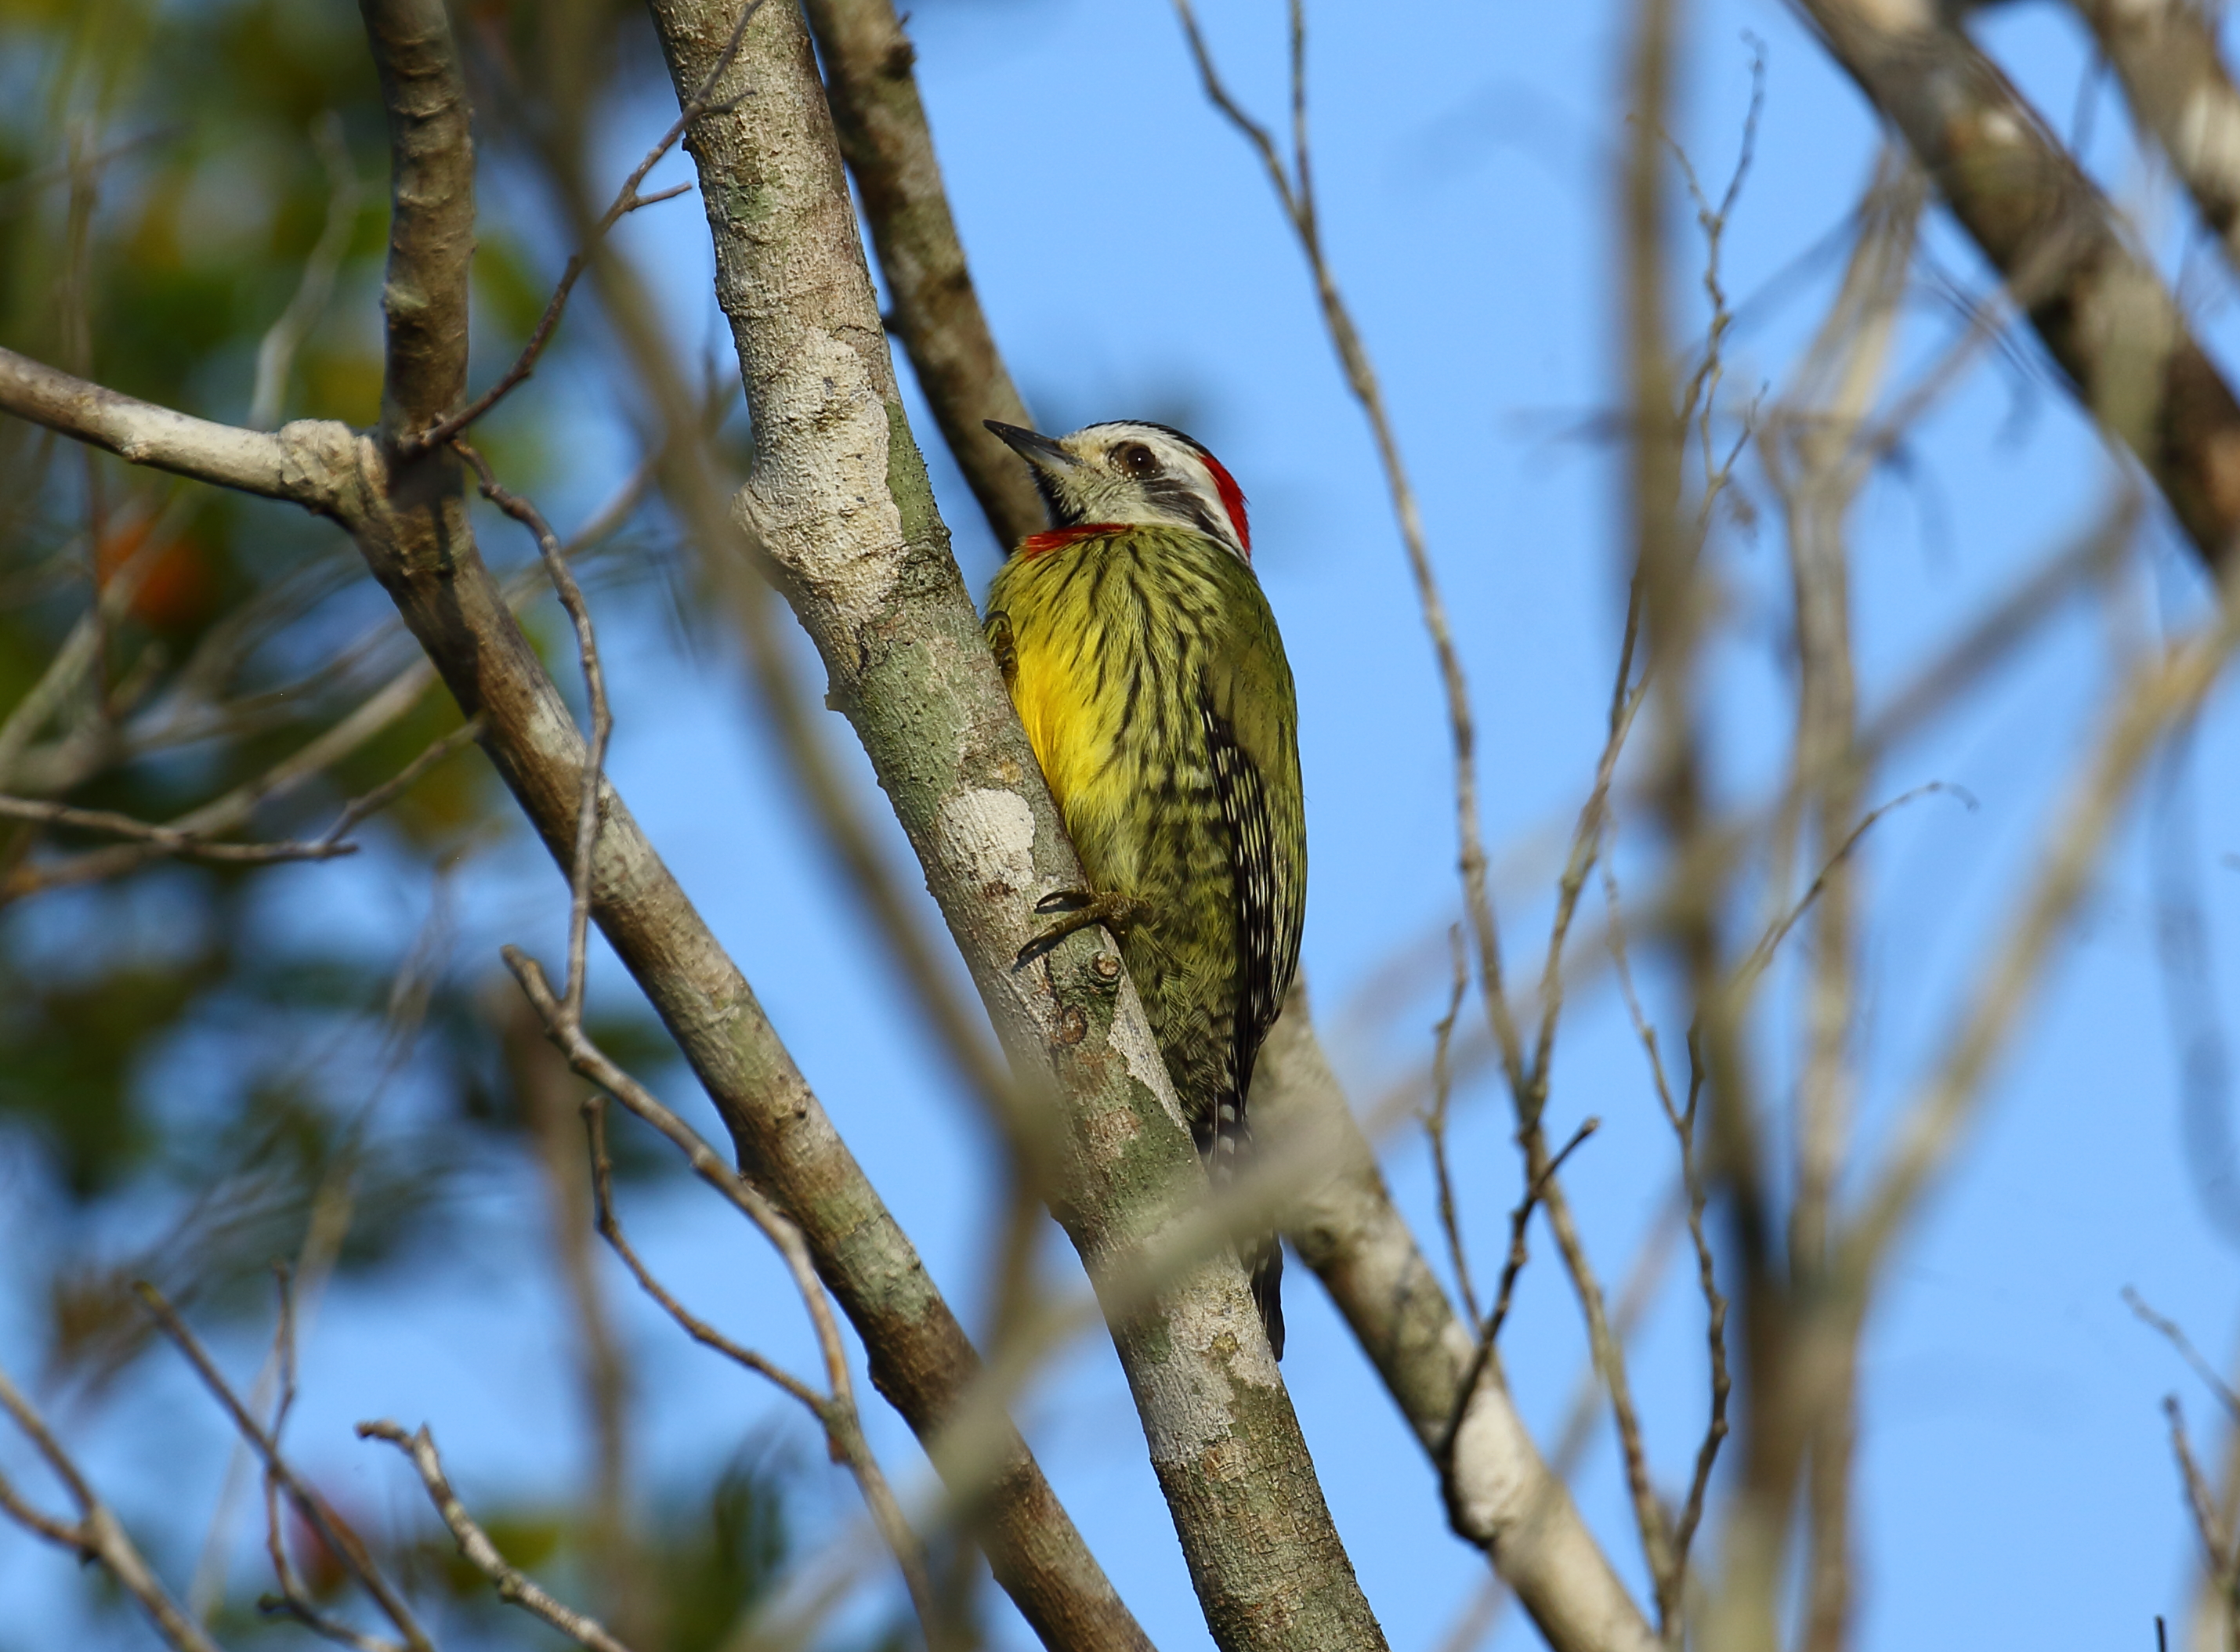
[9,451,647,898]
[397,0,765,455]
[1739,780,1973,985]
[2127,1288,2240,1423]
[1173,27,1680,1616]
[0,795,360,863]
[252,1271,403,1652]
[1171,0,1527,1090]
[457,441,606,1023]
[506,951,939,1642]
[1604,870,1728,1580]
[0,1360,227,1652]
[360,1421,636,1652]
[2167,1397,2235,1574]
[1843,607,2240,1279]
[1432,1185,1691,1652]
[0,713,483,899]
[135,1283,435,1652]
[584,1097,825,1412]
[1425,924,1481,1328]
[1482,1119,1599,1350]
[1439,1116,1601,1466]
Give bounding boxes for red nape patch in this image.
[1019,523,1128,558]
[1196,451,1252,557]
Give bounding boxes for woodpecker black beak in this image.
[984,420,1079,472]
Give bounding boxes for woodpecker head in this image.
[986,419,1252,563]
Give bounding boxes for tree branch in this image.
[398,2,760,456]
[2069,0,2240,273]
[0,8,1142,1647]
[643,3,1385,1647]
[0,795,360,865]
[640,3,1388,1647]
[1254,988,1660,1652]
[360,1421,635,1652]
[508,42,1144,1650]
[1793,0,2240,569]
[783,0,1665,1640]
[0,345,357,508]
[799,0,1046,550]
[508,954,941,1644]
[137,1285,435,1652]
[359,0,474,442]
[0,1359,227,1652]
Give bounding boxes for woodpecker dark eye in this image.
[1112,441,1161,478]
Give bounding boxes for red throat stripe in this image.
[1196,450,1251,557]
[1019,522,1129,558]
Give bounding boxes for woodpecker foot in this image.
[1015,888,1150,967]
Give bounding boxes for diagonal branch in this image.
[360,1421,635,1652]
[1792,0,2240,570]
[643,2,1386,1647]
[793,0,1663,1642]
[798,0,1045,549]
[0,795,360,865]
[0,1359,228,1652]
[2069,0,2240,274]
[0,348,1142,1652]
[1254,987,1659,1652]
[0,7,1145,1647]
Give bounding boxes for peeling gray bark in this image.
[640,2,1388,1646]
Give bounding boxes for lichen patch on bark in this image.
[932,786,1036,900]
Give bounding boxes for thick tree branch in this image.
[799,0,1046,550]
[643,3,1385,1648]
[1792,0,2240,570]
[2070,0,2240,273]
[360,0,473,442]
[1254,990,1660,1652]
[0,342,1143,1652]
[0,346,356,508]
[2,14,1142,1650]
[792,2,1666,1640]
[510,74,1145,1652]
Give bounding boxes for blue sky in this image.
[9,1,2240,1650]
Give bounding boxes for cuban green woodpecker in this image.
[982,418,1305,1357]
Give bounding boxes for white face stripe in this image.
[1043,421,1250,561]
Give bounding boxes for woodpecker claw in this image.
[1015,889,1149,967]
